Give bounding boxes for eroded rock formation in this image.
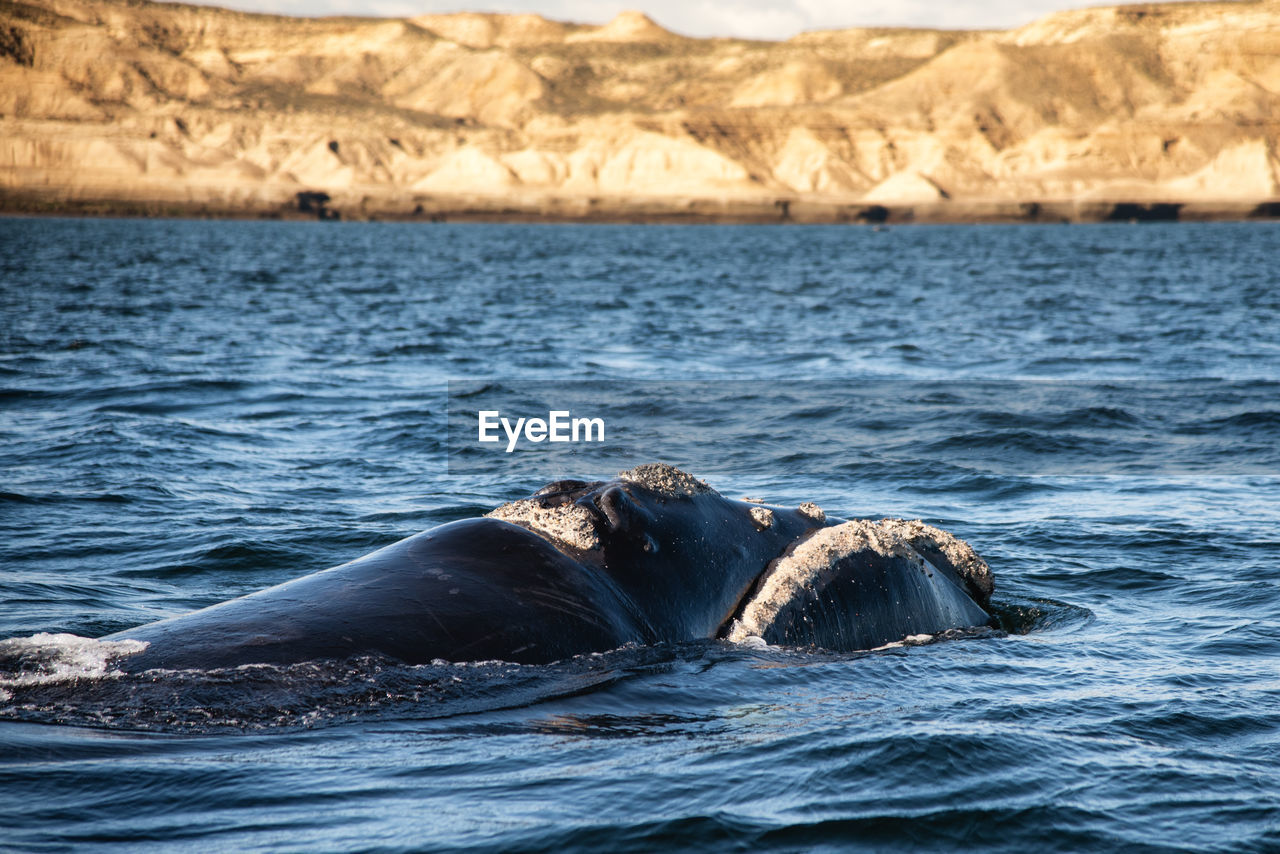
[1,0,1277,220]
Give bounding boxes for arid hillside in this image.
[1,0,1278,221]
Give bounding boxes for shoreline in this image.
[6,0,1278,230]
[3,191,1278,225]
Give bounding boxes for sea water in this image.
[1,218,1277,851]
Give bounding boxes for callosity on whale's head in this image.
[485,463,722,556]
[726,518,995,652]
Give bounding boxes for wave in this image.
[0,633,147,699]
[0,633,689,732]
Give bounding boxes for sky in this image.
[183,0,1212,39]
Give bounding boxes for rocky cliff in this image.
[1,0,1277,221]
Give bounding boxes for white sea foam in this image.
[0,632,148,693]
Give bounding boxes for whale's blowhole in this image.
[488,464,718,555]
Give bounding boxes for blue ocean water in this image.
[1,218,1278,851]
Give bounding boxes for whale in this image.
[104,464,994,671]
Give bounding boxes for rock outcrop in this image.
[1,0,1277,221]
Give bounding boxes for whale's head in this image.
[486,463,995,650]
[486,463,827,639]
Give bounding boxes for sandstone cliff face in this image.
[0,0,1277,220]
